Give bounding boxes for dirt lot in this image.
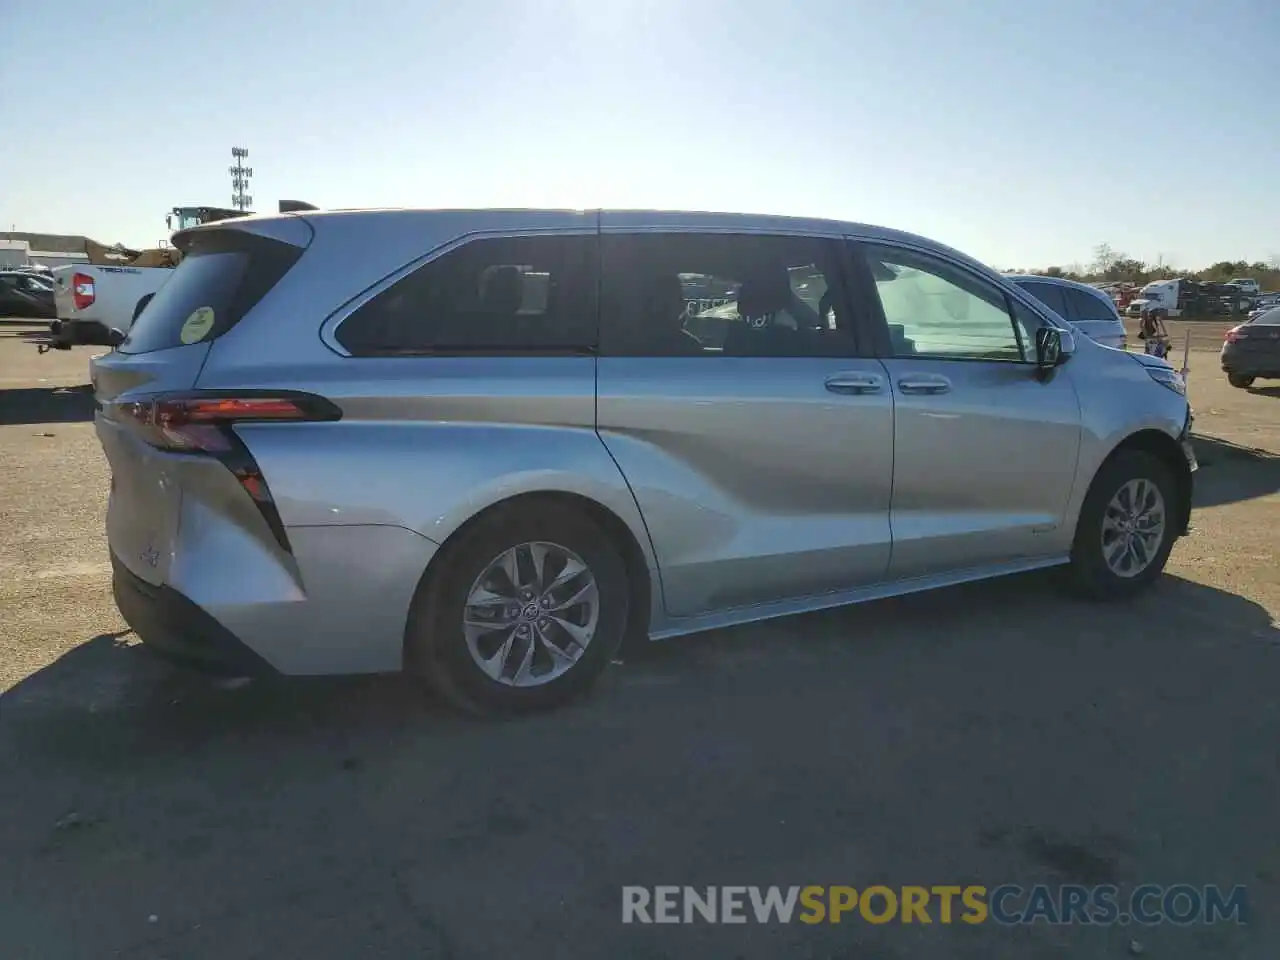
[1,322,1277,959]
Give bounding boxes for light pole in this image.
[229,146,254,212]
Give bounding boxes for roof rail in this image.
[278,200,319,213]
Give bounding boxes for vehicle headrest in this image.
[737,269,793,321]
[645,271,686,323]
[481,266,523,315]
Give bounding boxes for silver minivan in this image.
[1007,274,1128,350]
[92,209,1196,713]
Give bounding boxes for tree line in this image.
[1005,244,1280,290]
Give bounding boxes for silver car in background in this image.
[92,208,1195,713]
[1007,274,1128,350]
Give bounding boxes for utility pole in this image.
[229,147,254,212]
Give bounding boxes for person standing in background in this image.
[1139,306,1170,359]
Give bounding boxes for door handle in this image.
[824,373,884,395]
[897,375,951,395]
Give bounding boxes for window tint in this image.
[600,233,855,358]
[121,230,303,355]
[862,245,1029,361]
[336,235,595,355]
[1018,280,1068,318]
[1065,287,1114,322]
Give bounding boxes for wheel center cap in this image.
[521,602,540,621]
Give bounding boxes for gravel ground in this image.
[1,321,1277,959]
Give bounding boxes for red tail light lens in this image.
[72,273,96,310]
[108,391,341,552]
[1224,327,1247,343]
[113,393,338,451]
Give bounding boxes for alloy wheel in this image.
[462,541,600,687]
[1101,479,1166,578]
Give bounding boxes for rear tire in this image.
[1068,450,1177,601]
[1227,373,1255,389]
[405,501,629,715]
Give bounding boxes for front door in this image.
[849,240,1082,579]
[595,226,894,618]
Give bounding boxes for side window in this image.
[1010,299,1045,351]
[600,233,856,358]
[336,235,595,356]
[861,244,1029,362]
[1065,287,1112,321]
[1019,281,1069,319]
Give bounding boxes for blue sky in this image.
[2,0,1276,269]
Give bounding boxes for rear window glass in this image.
[1252,307,1280,325]
[1065,287,1115,322]
[1017,281,1068,318]
[120,231,303,354]
[335,235,596,356]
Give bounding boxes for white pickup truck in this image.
[41,202,311,351]
[45,237,181,348]
[48,258,175,348]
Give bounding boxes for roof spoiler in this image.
[278,200,319,213]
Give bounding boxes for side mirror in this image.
[107,327,126,348]
[1035,326,1066,369]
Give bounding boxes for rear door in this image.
[848,240,1082,579]
[1233,308,1280,369]
[93,227,307,584]
[595,225,893,618]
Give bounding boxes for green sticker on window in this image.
[179,306,216,344]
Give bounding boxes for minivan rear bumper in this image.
[111,554,277,676]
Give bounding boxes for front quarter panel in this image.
[1064,343,1190,529]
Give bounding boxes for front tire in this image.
[1227,373,1255,389]
[1069,450,1177,600]
[405,501,629,715]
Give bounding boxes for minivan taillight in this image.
[108,391,342,552]
[72,273,96,310]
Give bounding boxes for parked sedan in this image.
[0,270,56,319]
[1007,274,1127,350]
[1222,307,1280,388]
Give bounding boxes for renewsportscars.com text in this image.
[621,885,1248,926]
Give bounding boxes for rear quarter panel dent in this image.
[234,421,658,570]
